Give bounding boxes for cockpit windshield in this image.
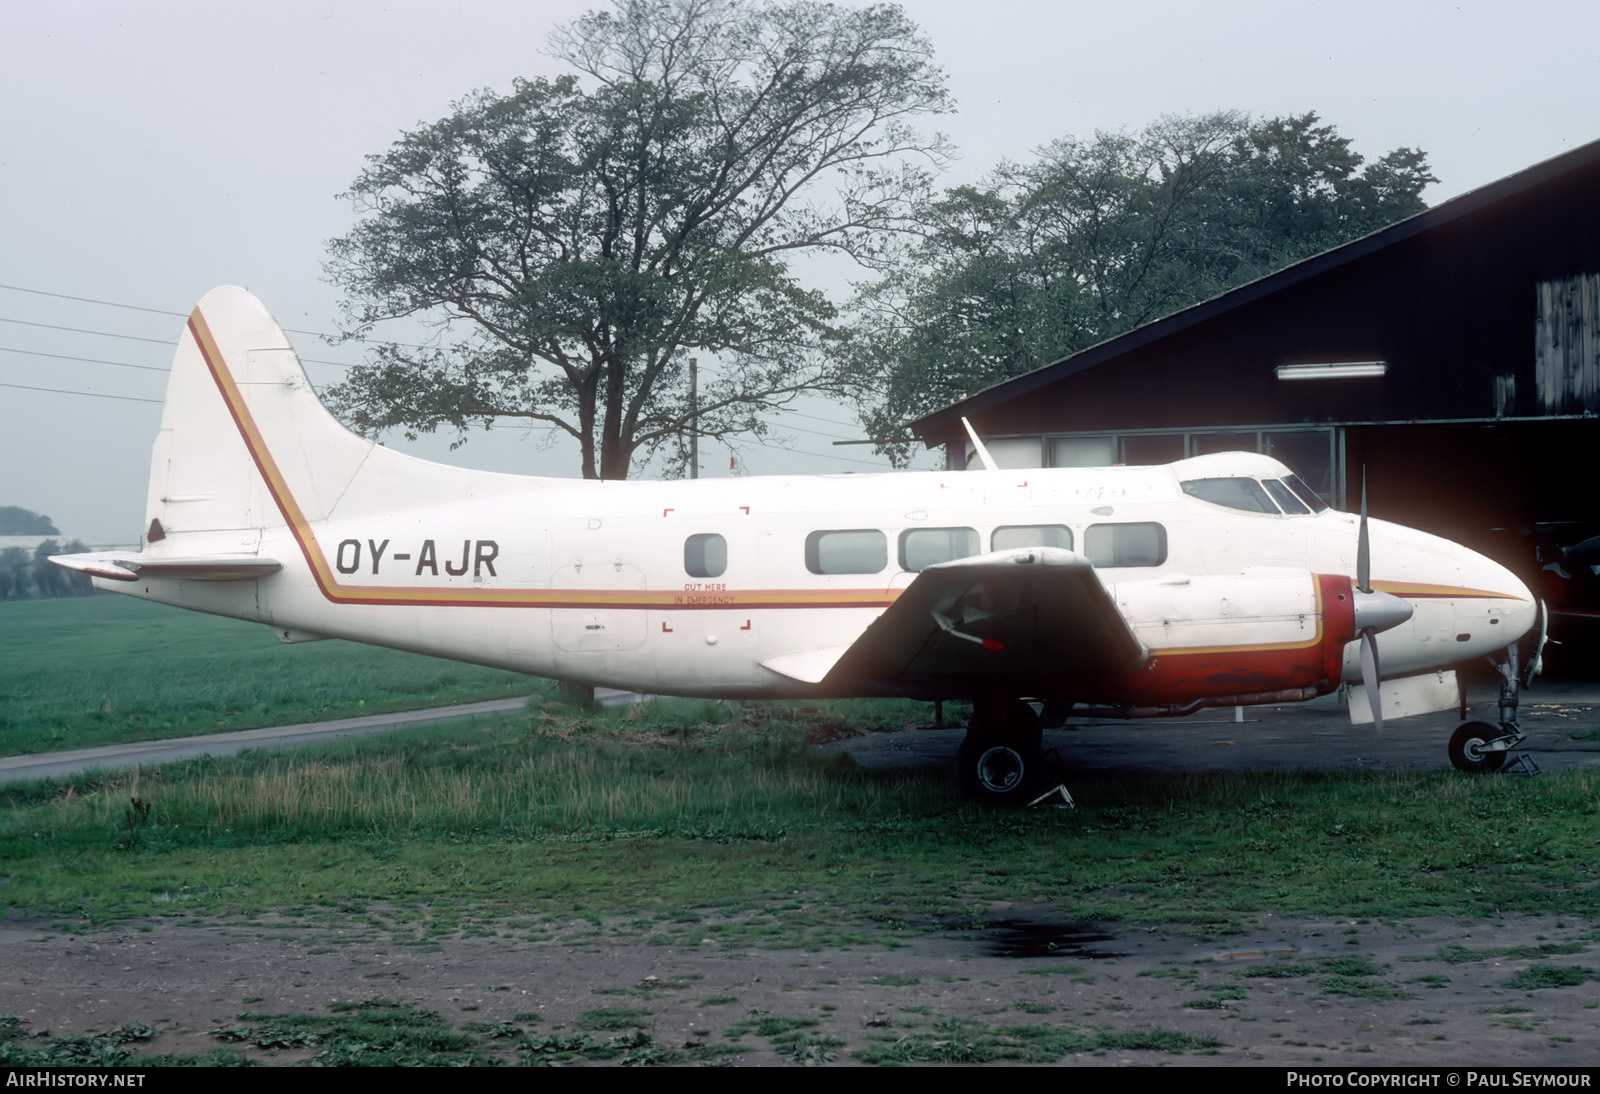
[1181,477,1277,513]
[1262,479,1309,514]
[1182,474,1329,515]
[1281,473,1329,513]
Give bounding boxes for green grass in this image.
[1402,942,1589,964]
[577,1007,652,1031]
[0,1015,249,1067]
[0,595,536,756]
[853,1018,1223,1063]
[2,698,1598,934]
[1503,965,1594,990]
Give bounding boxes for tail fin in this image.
[56,286,533,590]
[144,286,375,547]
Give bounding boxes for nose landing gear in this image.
[1448,640,1541,775]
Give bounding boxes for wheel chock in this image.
[1028,784,1075,809]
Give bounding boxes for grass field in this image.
[3,698,1597,932]
[0,595,535,756]
[4,597,1599,1065]
[3,594,1598,932]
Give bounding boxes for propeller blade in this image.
[1359,626,1382,731]
[1357,471,1371,594]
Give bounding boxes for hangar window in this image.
[1049,436,1115,467]
[1181,476,1278,514]
[899,527,979,572]
[1085,523,1167,568]
[992,524,1073,552]
[684,533,727,578]
[805,529,887,575]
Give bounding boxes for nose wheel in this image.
[1448,641,1539,775]
[1447,721,1513,774]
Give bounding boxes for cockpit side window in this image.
[1263,479,1311,515]
[1282,473,1330,513]
[1181,477,1279,514]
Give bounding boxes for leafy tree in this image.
[45,539,94,596]
[327,0,951,479]
[852,112,1436,461]
[0,506,58,536]
[0,548,30,599]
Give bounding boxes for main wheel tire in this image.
[956,736,1043,804]
[1448,721,1508,775]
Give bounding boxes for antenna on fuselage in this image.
[962,417,999,472]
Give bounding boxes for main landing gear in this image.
[1448,641,1540,775]
[956,696,1046,804]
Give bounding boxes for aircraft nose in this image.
[1466,549,1537,645]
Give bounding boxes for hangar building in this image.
[910,139,1600,618]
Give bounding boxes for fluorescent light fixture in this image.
[1276,361,1388,381]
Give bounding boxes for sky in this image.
[2,0,1597,543]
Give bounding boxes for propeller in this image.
[1349,472,1414,730]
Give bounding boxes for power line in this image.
[0,282,895,465]
[0,282,185,318]
[761,418,860,443]
[0,315,174,346]
[0,381,162,405]
[740,437,887,469]
[768,405,867,430]
[0,282,432,354]
[0,316,354,370]
[0,346,168,373]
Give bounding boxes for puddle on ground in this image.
[977,919,1128,959]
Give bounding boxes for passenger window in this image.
[899,527,978,572]
[992,525,1073,552]
[805,529,887,575]
[684,533,727,578]
[1263,479,1311,515]
[1085,523,1167,568]
[1181,477,1279,514]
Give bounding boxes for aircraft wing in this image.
[763,547,1148,693]
[50,552,282,582]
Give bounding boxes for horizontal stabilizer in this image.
[50,552,282,583]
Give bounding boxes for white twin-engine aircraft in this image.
[55,287,1544,800]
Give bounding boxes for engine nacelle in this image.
[1103,569,1357,710]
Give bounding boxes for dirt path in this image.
[4,910,1596,1066]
